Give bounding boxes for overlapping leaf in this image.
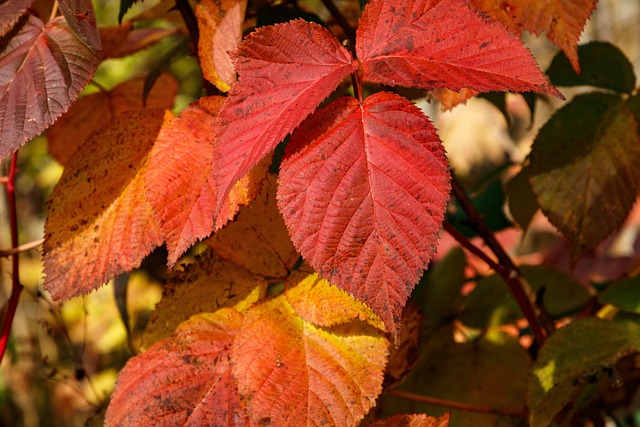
[472,0,598,73]
[58,0,101,51]
[99,22,179,59]
[106,309,246,426]
[48,73,178,165]
[196,0,247,91]
[213,19,357,212]
[0,15,99,160]
[0,0,30,36]
[278,92,450,337]
[356,0,562,97]
[145,96,269,265]
[368,413,450,427]
[44,110,165,300]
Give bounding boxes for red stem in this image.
[0,153,23,362]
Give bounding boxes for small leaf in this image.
[141,249,267,349]
[0,15,99,160]
[58,0,101,51]
[530,93,640,262]
[472,0,598,73]
[105,309,246,426]
[368,413,450,427]
[599,275,640,314]
[208,174,299,278]
[118,0,142,23]
[233,280,388,426]
[507,164,538,231]
[99,22,178,59]
[213,19,357,213]
[357,0,562,98]
[0,0,30,37]
[43,110,165,300]
[528,318,640,427]
[196,0,247,92]
[278,93,451,338]
[48,73,178,165]
[547,41,636,93]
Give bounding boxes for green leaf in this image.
[547,41,636,93]
[118,0,141,24]
[528,318,640,427]
[530,92,640,262]
[599,275,640,313]
[507,164,538,232]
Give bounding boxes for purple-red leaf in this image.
[58,0,102,51]
[0,0,30,37]
[0,15,99,160]
[356,0,562,97]
[278,92,450,337]
[214,19,357,214]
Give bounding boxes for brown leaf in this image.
[99,22,180,59]
[367,413,450,427]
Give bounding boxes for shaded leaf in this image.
[599,275,640,314]
[257,3,325,27]
[233,280,388,426]
[0,15,99,160]
[142,249,267,349]
[472,0,598,73]
[106,309,247,426]
[213,19,357,214]
[0,0,30,37]
[278,93,450,338]
[145,97,269,265]
[196,0,247,92]
[528,318,640,427]
[357,0,562,98]
[368,413,450,426]
[58,0,101,51]
[208,174,299,278]
[547,41,636,93]
[43,110,165,300]
[530,93,640,262]
[48,73,178,165]
[507,164,538,231]
[99,22,179,59]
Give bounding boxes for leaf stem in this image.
[0,238,44,258]
[387,390,528,417]
[443,222,502,273]
[320,0,356,45]
[0,153,24,363]
[448,173,553,346]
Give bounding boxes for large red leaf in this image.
[356,0,562,97]
[0,15,99,160]
[105,309,246,426]
[58,0,102,51]
[213,19,357,214]
[278,92,450,337]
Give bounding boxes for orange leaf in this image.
[368,413,450,427]
[430,87,479,111]
[43,109,165,300]
[233,277,388,426]
[105,309,247,426]
[471,0,598,73]
[144,96,269,265]
[196,0,247,92]
[207,174,299,277]
[142,249,267,349]
[47,73,178,165]
[99,21,180,59]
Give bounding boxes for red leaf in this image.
[58,0,102,51]
[0,0,30,37]
[0,15,99,160]
[105,309,246,426]
[213,19,357,213]
[278,92,450,337]
[356,0,562,98]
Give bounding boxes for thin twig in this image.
[443,222,503,274]
[0,238,44,258]
[449,173,553,346]
[320,0,357,44]
[388,390,528,417]
[0,153,24,362]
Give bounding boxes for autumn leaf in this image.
[207,174,299,278]
[48,73,178,165]
[233,275,388,426]
[99,22,180,59]
[196,0,247,91]
[368,413,450,427]
[58,0,101,51]
[0,0,30,36]
[357,0,562,98]
[213,19,357,214]
[145,96,269,265]
[141,249,267,349]
[278,93,450,337]
[472,0,598,73]
[106,309,247,426]
[0,15,99,160]
[43,109,165,300]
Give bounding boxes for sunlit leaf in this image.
[99,22,179,59]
